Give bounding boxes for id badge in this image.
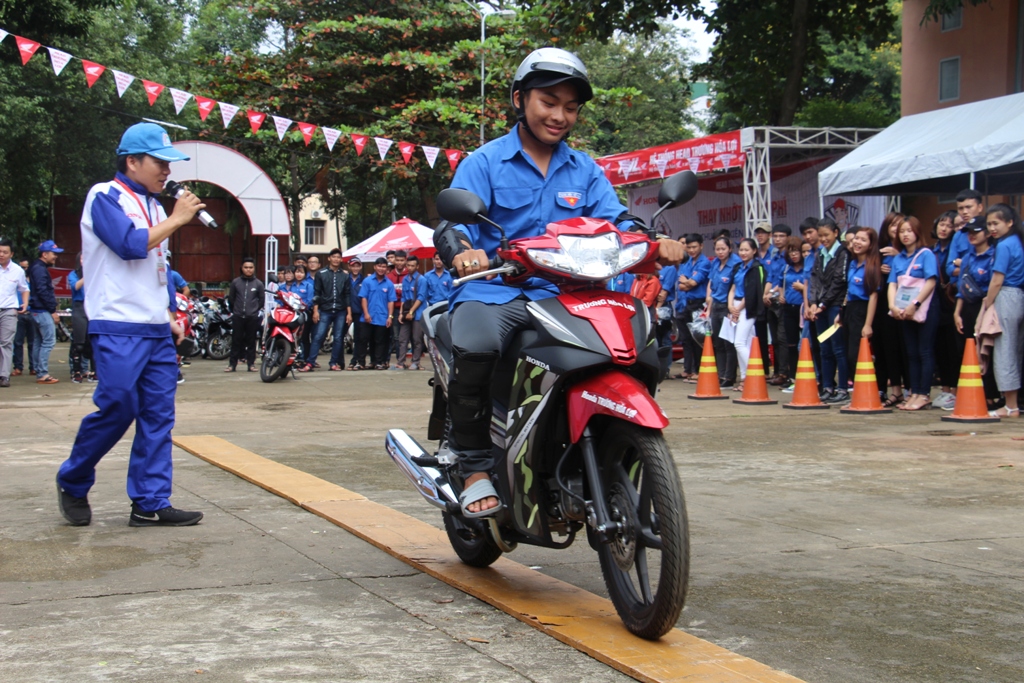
[156,247,168,285]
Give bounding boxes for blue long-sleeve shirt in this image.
[27,259,57,313]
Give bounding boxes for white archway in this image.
[168,140,290,284]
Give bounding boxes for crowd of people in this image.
[653,189,1024,417]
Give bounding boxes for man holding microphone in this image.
[56,122,206,527]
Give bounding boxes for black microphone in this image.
[164,180,218,229]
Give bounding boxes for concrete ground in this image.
[2,344,1023,682]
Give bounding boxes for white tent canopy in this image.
[818,91,1024,197]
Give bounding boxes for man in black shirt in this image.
[225,258,264,372]
[301,248,351,371]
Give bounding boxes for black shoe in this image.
[719,379,734,388]
[71,373,83,384]
[825,389,850,405]
[129,503,203,527]
[177,371,185,385]
[57,477,91,526]
[818,388,834,401]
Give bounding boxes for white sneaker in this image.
[934,392,957,411]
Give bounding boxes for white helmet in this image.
[510,47,593,114]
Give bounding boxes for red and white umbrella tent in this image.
[343,217,436,261]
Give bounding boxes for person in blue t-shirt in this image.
[952,217,1002,408]
[359,257,398,370]
[761,223,791,382]
[778,236,808,389]
[983,204,1024,417]
[435,48,684,517]
[346,257,369,370]
[674,234,711,380]
[396,254,425,370]
[705,236,741,386]
[886,217,939,411]
[417,254,454,307]
[68,252,93,382]
[841,227,883,394]
[607,270,635,294]
[946,189,987,286]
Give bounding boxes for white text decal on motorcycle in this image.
[581,390,638,419]
[571,298,636,314]
[525,355,550,371]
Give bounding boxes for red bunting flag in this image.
[247,110,266,134]
[142,80,164,105]
[398,142,415,164]
[81,60,106,88]
[296,122,316,146]
[195,96,216,121]
[351,134,368,156]
[14,36,41,65]
[445,149,462,171]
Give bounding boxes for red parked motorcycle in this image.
[174,292,199,359]
[260,289,306,383]
[387,172,698,639]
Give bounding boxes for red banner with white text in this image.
[595,131,745,187]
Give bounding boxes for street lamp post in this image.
[461,1,514,146]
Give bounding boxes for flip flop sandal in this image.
[458,478,504,519]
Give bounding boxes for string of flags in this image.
[2,28,466,171]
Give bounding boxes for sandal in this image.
[458,478,504,519]
[882,394,903,408]
[36,375,59,384]
[988,407,1020,418]
[900,399,932,411]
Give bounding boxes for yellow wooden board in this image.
[174,435,806,683]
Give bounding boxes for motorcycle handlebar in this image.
[448,255,504,283]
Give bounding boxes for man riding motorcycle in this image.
[438,48,684,517]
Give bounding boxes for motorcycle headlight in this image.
[526,232,649,281]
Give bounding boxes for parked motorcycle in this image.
[174,292,199,358]
[386,172,698,640]
[199,296,232,360]
[260,289,306,382]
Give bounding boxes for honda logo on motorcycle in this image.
[580,390,638,419]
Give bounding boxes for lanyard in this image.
[112,179,155,228]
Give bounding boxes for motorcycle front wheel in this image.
[595,422,689,640]
[206,333,231,361]
[442,511,502,568]
[260,337,291,383]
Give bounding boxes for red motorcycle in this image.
[260,289,306,383]
[174,292,199,359]
[387,172,698,639]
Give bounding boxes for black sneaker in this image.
[71,373,83,384]
[57,477,91,526]
[818,388,834,401]
[177,371,185,385]
[826,389,850,405]
[129,504,203,527]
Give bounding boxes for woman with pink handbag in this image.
[887,217,940,411]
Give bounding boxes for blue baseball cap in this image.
[115,123,190,162]
[39,240,64,253]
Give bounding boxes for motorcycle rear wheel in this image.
[260,337,291,383]
[443,512,502,568]
[206,333,231,361]
[595,422,689,640]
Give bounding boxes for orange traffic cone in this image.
[942,338,1000,423]
[783,338,830,410]
[688,334,728,400]
[841,337,892,414]
[734,337,777,405]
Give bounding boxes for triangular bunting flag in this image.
[398,142,415,164]
[142,80,164,106]
[272,116,293,141]
[445,149,462,171]
[219,102,239,128]
[374,137,393,160]
[687,157,700,174]
[169,88,192,115]
[81,60,105,88]
[655,156,668,178]
[247,110,266,134]
[14,36,40,65]
[111,69,135,98]
[0,30,8,44]
[195,96,216,121]
[421,146,440,169]
[322,127,341,152]
[46,47,72,76]
[296,122,316,146]
[351,134,368,156]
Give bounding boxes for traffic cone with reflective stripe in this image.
[942,338,999,423]
[841,337,891,414]
[783,338,830,410]
[734,337,777,405]
[688,335,728,400]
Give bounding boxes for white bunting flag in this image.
[272,116,293,141]
[421,145,440,169]
[111,69,135,98]
[322,127,341,152]
[374,137,393,160]
[46,47,72,76]
[618,158,638,181]
[687,157,701,174]
[0,30,8,44]
[169,88,192,115]
[655,156,668,178]
[219,102,239,129]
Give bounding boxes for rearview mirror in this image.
[657,171,699,208]
[437,188,488,225]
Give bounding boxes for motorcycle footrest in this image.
[411,455,440,467]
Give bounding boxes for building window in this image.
[941,7,963,31]
[939,57,960,102]
[304,219,326,245]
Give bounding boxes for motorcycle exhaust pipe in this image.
[385,429,457,510]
